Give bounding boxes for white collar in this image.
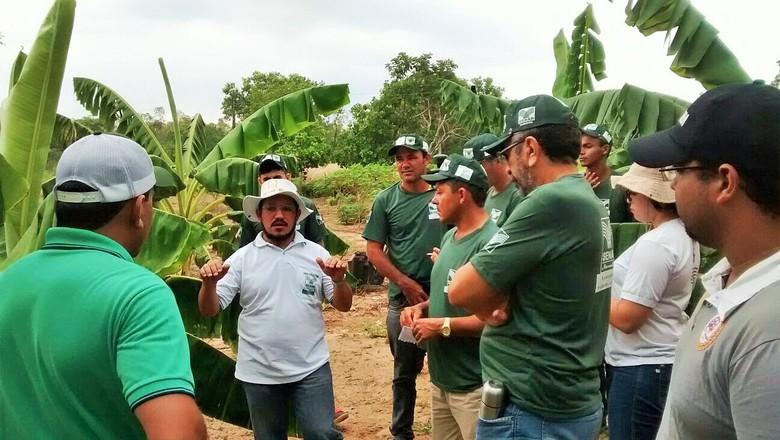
[704,250,780,319]
[253,231,307,250]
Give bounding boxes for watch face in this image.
[442,321,451,337]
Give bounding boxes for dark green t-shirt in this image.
[470,174,613,419]
[428,220,498,393]
[484,184,523,227]
[593,173,633,223]
[240,195,325,246]
[0,228,194,438]
[363,182,447,300]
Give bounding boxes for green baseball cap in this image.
[388,134,430,156]
[462,134,499,161]
[421,153,489,190]
[581,123,613,145]
[258,154,288,173]
[483,94,579,155]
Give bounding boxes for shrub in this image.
[337,201,369,225]
[301,163,397,199]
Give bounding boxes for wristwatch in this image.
[441,317,451,337]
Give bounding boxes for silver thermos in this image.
[479,379,505,420]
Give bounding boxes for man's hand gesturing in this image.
[199,258,230,284]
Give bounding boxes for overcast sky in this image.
[1,0,778,123]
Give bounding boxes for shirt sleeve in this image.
[470,195,555,295]
[730,338,780,439]
[116,282,195,410]
[618,238,674,308]
[362,193,388,243]
[318,248,335,302]
[216,250,243,310]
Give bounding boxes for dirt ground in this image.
[205,197,432,439]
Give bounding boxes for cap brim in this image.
[628,126,689,168]
[242,194,312,224]
[421,173,449,184]
[481,134,511,155]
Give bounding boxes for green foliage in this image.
[300,164,397,199]
[553,4,607,98]
[336,198,368,225]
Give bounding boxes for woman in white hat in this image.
[604,164,700,440]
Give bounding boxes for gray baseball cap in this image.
[55,133,160,203]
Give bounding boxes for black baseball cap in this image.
[258,154,288,174]
[629,81,780,182]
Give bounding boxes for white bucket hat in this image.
[242,179,312,224]
[612,163,675,204]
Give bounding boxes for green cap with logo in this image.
[388,134,430,156]
[258,153,288,173]
[421,153,489,190]
[581,123,613,145]
[462,133,499,161]
[483,94,579,154]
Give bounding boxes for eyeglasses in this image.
[499,136,527,159]
[658,165,709,181]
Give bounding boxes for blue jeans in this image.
[606,364,672,440]
[476,400,602,440]
[387,297,427,439]
[242,363,342,440]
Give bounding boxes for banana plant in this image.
[0,0,74,270]
[73,62,351,276]
[552,4,607,99]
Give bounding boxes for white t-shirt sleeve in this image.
[318,248,335,302]
[216,250,243,310]
[619,238,675,308]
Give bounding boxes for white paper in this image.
[399,326,417,344]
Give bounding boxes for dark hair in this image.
[258,161,286,175]
[55,181,140,230]
[517,124,581,164]
[444,180,487,207]
[650,200,678,216]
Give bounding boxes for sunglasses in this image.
[499,136,528,159]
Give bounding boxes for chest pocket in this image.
[298,271,323,303]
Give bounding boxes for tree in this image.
[221,82,245,128]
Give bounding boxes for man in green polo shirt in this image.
[364,134,448,440]
[0,134,206,439]
[449,96,613,440]
[579,123,632,223]
[463,134,523,226]
[401,154,496,440]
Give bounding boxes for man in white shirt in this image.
[629,81,780,440]
[198,179,352,440]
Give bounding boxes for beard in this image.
[513,165,537,194]
[262,220,296,245]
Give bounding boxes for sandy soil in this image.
[205,197,432,439]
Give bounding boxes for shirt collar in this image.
[42,227,133,261]
[252,231,307,250]
[704,250,780,319]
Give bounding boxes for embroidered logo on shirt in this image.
[490,208,502,223]
[696,314,725,351]
[483,228,509,253]
[301,272,320,296]
[443,268,456,293]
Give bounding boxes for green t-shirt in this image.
[0,228,195,439]
[484,184,523,227]
[428,220,498,393]
[470,174,613,419]
[593,173,633,223]
[240,195,325,246]
[363,182,447,300]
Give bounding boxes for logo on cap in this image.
[517,107,536,126]
[440,159,451,171]
[454,165,473,181]
[462,148,474,159]
[678,112,689,126]
[584,123,598,131]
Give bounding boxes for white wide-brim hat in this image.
[242,179,312,224]
[612,163,675,204]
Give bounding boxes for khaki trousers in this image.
[431,383,481,440]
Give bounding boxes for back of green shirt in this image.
[470,175,613,419]
[363,183,447,300]
[0,228,194,439]
[428,220,498,392]
[484,184,523,227]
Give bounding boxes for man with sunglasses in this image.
[239,154,326,247]
[629,81,780,440]
[448,95,614,439]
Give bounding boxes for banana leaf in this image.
[52,114,91,149]
[439,79,510,134]
[194,158,258,198]
[8,51,28,94]
[551,30,572,99]
[0,0,74,258]
[553,4,607,98]
[135,209,211,276]
[167,276,219,338]
[150,155,185,199]
[182,113,210,175]
[622,0,750,89]
[196,84,350,172]
[73,77,174,165]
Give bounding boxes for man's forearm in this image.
[366,241,411,286]
[450,315,485,337]
[449,263,506,319]
[330,280,353,312]
[197,282,221,317]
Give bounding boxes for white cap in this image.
[242,179,312,224]
[55,133,157,203]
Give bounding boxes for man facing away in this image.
[463,133,523,227]
[401,154,496,440]
[199,178,352,440]
[448,95,613,440]
[363,134,448,440]
[579,123,632,222]
[629,81,780,440]
[0,133,206,439]
[239,153,326,247]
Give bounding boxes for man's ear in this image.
[715,164,740,205]
[285,172,292,180]
[129,194,147,229]
[525,136,542,167]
